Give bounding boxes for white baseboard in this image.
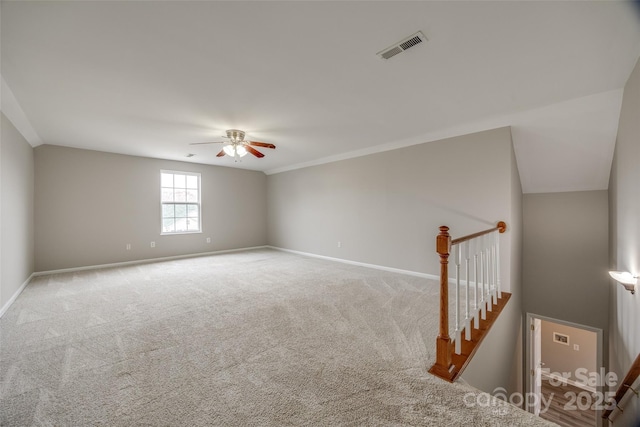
[33,245,270,277]
[1,246,268,317]
[7,245,434,317]
[0,273,34,318]
[267,245,440,281]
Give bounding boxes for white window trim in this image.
[160,170,202,235]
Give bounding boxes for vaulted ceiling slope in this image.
[2,1,639,193]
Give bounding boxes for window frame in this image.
[160,170,202,235]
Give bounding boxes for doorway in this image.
[525,313,603,427]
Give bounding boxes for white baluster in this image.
[485,236,492,312]
[480,236,487,320]
[473,239,480,330]
[464,241,471,341]
[491,232,497,305]
[454,244,461,354]
[496,229,502,299]
[487,236,493,310]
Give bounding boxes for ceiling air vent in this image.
[377,31,427,60]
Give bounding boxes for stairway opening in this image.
[526,313,602,427]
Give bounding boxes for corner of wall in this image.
[460,129,525,396]
[0,112,35,315]
[606,55,640,427]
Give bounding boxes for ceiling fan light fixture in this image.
[190,129,275,160]
[223,145,236,156]
[236,145,248,157]
[226,129,245,143]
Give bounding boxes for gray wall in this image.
[34,145,267,271]
[460,139,523,396]
[268,127,517,284]
[522,190,609,335]
[608,57,640,426]
[1,112,35,311]
[267,127,525,395]
[541,320,597,381]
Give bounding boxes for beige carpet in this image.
[1,249,553,426]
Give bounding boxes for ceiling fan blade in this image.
[245,145,265,158]
[216,149,226,157]
[247,141,276,149]
[189,141,225,145]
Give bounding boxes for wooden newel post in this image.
[429,221,509,382]
[436,226,451,340]
[429,226,455,379]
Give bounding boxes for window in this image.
[161,171,201,234]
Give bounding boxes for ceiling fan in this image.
[190,129,276,161]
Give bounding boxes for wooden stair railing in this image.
[428,221,511,383]
[602,352,640,421]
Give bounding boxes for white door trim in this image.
[525,313,603,427]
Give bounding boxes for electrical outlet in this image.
[337,241,342,248]
[150,241,156,248]
[206,237,211,243]
[126,243,131,250]
[573,344,579,351]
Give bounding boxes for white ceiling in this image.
[2,1,639,193]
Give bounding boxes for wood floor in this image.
[539,379,596,427]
